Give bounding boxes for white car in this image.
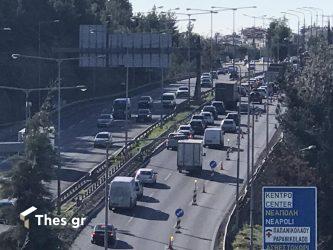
[177,86,189,92]
[135,168,157,184]
[257,87,268,98]
[220,119,237,133]
[94,132,112,148]
[97,114,113,127]
[200,112,214,125]
[201,72,211,80]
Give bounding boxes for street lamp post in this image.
[212,6,257,72]
[12,53,84,215]
[0,85,86,127]
[38,20,60,108]
[186,8,218,73]
[250,102,255,250]
[298,8,313,38]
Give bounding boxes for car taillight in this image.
[91,233,96,237]
[109,232,113,237]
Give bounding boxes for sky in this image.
[130,0,333,36]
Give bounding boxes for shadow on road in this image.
[53,168,86,182]
[140,195,159,203]
[93,239,133,249]
[148,182,170,190]
[188,170,244,184]
[115,205,169,221]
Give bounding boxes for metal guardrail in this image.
[57,86,214,206]
[54,88,214,204]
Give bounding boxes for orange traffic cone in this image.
[220,161,224,170]
[168,235,174,250]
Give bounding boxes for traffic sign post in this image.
[262,186,317,250]
[210,160,217,177]
[175,208,184,233]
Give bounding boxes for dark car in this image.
[238,103,249,114]
[249,91,263,104]
[136,109,152,122]
[138,96,153,109]
[201,78,213,87]
[226,112,240,126]
[202,105,218,120]
[229,71,239,80]
[190,119,205,135]
[91,224,116,245]
[212,101,226,115]
[211,71,218,79]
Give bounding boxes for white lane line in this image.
[164,172,172,181]
[149,192,154,197]
[127,216,134,224]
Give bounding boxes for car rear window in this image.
[140,171,152,176]
[224,120,233,125]
[95,225,113,231]
[100,115,111,119]
[96,133,109,139]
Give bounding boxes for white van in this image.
[203,127,224,148]
[162,93,176,108]
[108,176,137,210]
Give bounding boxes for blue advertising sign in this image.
[175,208,184,218]
[262,186,317,250]
[209,160,217,169]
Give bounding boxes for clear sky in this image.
[130,0,333,36]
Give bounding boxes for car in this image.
[135,180,143,199]
[97,114,113,128]
[201,72,211,80]
[94,132,112,148]
[249,91,263,104]
[238,103,249,114]
[135,168,157,184]
[177,125,194,138]
[91,224,116,245]
[201,78,213,87]
[166,132,188,150]
[211,101,226,115]
[217,68,228,75]
[162,93,176,108]
[138,96,153,109]
[189,119,205,135]
[177,86,189,92]
[200,111,214,125]
[202,105,218,120]
[220,119,237,133]
[191,114,207,128]
[229,71,239,80]
[257,87,268,98]
[226,112,240,126]
[211,71,218,79]
[239,85,248,97]
[176,90,189,99]
[136,109,152,122]
[228,66,237,74]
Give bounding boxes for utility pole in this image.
[104,143,109,250]
[250,102,255,250]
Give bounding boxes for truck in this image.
[177,139,203,174]
[108,176,137,210]
[112,98,131,120]
[215,82,240,110]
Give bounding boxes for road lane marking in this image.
[79,120,85,124]
[127,216,134,224]
[164,172,172,181]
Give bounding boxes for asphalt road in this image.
[71,95,277,250]
[49,72,234,193]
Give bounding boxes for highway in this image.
[71,93,277,249]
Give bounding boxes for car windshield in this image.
[193,115,203,119]
[100,115,111,119]
[140,171,152,176]
[96,133,109,139]
[202,79,210,82]
[140,96,150,102]
[191,121,201,126]
[179,126,190,130]
[163,95,174,100]
[113,100,127,110]
[203,107,213,111]
[224,120,233,125]
[179,87,188,91]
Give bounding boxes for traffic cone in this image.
[226,149,230,161]
[168,235,174,250]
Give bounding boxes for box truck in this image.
[177,139,203,174]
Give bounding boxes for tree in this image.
[280,39,333,247]
[0,90,62,249]
[266,19,292,61]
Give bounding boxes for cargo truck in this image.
[177,139,203,174]
[215,82,240,109]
